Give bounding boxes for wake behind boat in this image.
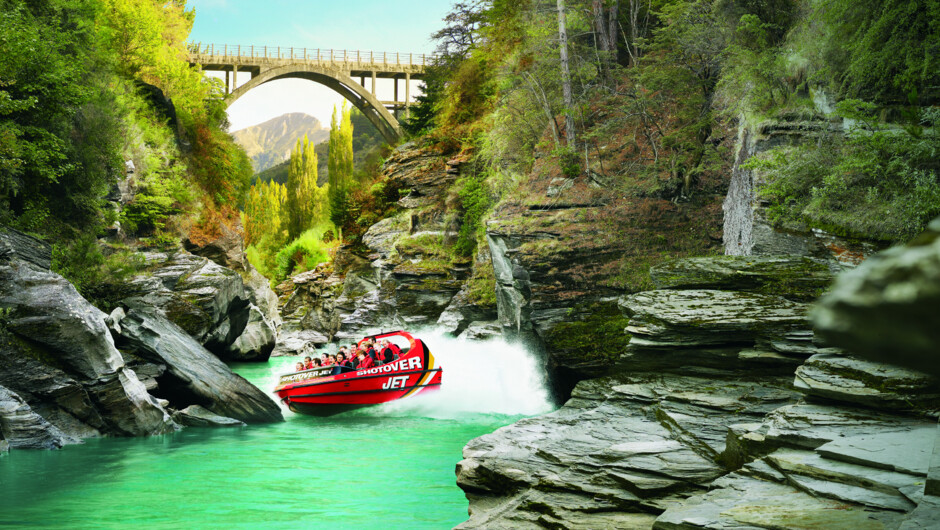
[274,331,443,416]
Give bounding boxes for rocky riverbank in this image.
[454,249,940,528]
[0,229,282,453]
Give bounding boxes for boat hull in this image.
[274,332,442,416]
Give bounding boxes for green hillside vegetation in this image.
[402,0,939,256]
[0,0,252,297]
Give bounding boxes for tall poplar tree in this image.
[328,102,355,234]
[285,134,324,240]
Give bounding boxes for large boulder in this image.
[0,229,51,269]
[171,405,245,428]
[114,306,283,424]
[118,251,274,362]
[814,217,940,378]
[0,253,177,438]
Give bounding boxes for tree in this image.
[328,102,355,233]
[592,0,620,69]
[557,0,576,147]
[285,134,327,240]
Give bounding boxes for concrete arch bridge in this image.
[188,43,433,143]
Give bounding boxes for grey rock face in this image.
[224,304,276,361]
[814,217,940,378]
[171,405,246,427]
[244,266,281,328]
[119,251,273,362]
[0,228,52,269]
[437,287,498,337]
[115,306,283,424]
[0,385,74,450]
[621,290,810,349]
[455,374,799,527]
[457,321,503,341]
[0,259,177,439]
[616,289,817,376]
[652,473,904,529]
[272,329,329,357]
[794,353,940,412]
[649,255,833,300]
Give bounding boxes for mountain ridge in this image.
[232,112,329,172]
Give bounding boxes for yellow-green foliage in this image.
[275,225,339,280]
[328,102,355,232]
[286,134,329,240]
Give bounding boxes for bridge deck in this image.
[189,44,432,79]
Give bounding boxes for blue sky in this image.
[188,0,451,130]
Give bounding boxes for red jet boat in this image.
[274,331,442,416]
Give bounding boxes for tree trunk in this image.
[593,1,611,53]
[558,0,576,147]
[608,2,619,58]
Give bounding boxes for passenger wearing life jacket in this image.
[357,350,374,370]
[331,352,351,375]
[388,341,402,360]
[303,356,315,370]
[294,362,305,372]
[377,340,394,365]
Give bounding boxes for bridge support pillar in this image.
[371,71,376,97]
[233,66,238,91]
[225,69,230,95]
[394,77,399,105]
[405,73,411,118]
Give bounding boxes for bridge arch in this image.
[226,64,402,144]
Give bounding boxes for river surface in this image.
[0,334,553,529]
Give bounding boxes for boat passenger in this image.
[312,358,322,367]
[378,340,394,364]
[303,356,315,370]
[295,362,305,372]
[321,353,331,366]
[331,352,351,375]
[388,341,402,359]
[357,350,374,370]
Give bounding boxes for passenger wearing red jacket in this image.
[357,351,374,370]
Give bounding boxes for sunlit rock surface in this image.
[115,305,283,424]
[116,251,276,362]
[0,235,178,442]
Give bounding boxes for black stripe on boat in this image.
[290,382,442,399]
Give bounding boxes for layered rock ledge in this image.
[456,253,940,529]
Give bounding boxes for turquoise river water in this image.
[0,334,553,529]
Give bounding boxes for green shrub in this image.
[274,225,336,280]
[750,105,940,242]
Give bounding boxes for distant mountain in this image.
[251,108,388,186]
[232,113,330,172]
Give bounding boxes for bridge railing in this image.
[187,43,438,67]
